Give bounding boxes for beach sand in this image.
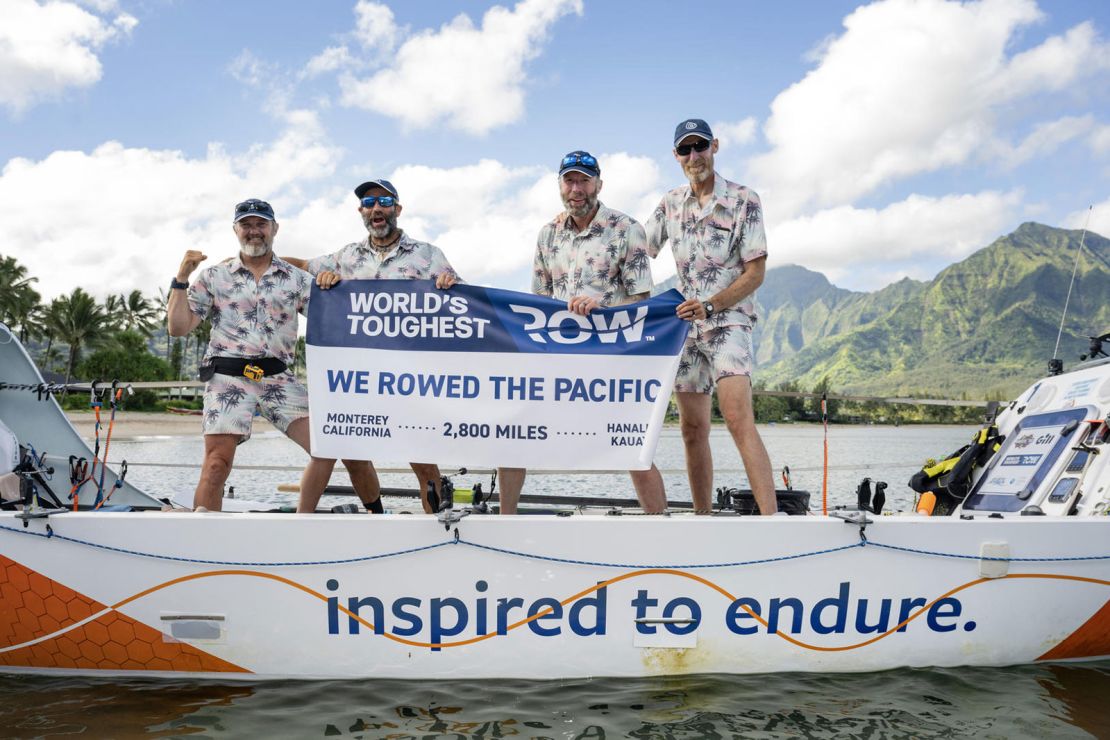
[64,410,275,440]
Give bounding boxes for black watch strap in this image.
[170,277,189,290]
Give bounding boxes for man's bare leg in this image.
[287,418,341,513]
[676,392,714,512]
[496,467,526,515]
[344,459,382,510]
[410,462,441,513]
[629,464,667,513]
[717,375,777,515]
[194,433,239,511]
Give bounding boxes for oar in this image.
[276,483,698,510]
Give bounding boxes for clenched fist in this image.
[177,250,208,281]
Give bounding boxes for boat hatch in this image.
[962,406,1094,513]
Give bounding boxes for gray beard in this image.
[240,241,271,257]
[562,195,598,220]
[363,212,398,242]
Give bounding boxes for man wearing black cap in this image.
[497,151,668,514]
[645,119,778,515]
[167,199,340,512]
[285,179,459,514]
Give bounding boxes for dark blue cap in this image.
[673,118,714,147]
[354,179,399,201]
[233,199,275,222]
[558,150,600,178]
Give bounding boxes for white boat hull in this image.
[2,512,1108,679]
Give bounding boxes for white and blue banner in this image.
[306,280,689,469]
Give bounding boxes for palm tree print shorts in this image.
[674,323,754,394]
[202,372,309,442]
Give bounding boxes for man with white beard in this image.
[167,199,339,511]
[285,180,460,514]
[496,151,668,515]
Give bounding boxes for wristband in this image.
[170,277,189,291]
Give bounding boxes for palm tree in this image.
[44,288,112,387]
[119,289,159,336]
[102,293,125,331]
[0,255,42,341]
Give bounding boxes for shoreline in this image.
[61,411,971,442]
[64,410,276,440]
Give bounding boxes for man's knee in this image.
[201,448,234,481]
[679,413,710,444]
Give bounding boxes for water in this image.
[3,664,1109,738]
[7,425,1110,737]
[108,423,973,512]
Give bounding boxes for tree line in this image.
[0,254,219,408]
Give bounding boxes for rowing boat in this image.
[2,323,1108,680]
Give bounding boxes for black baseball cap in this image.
[354,179,399,201]
[233,199,275,222]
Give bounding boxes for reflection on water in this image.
[2,663,1109,738]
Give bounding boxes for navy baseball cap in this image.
[233,199,275,222]
[673,118,714,147]
[558,150,600,178]
[354,179,399,201]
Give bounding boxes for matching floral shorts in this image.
[202,371,309,442]
[674,323,754,394]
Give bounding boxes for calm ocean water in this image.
[4,425,1110,738]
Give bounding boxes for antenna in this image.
[1051,206,1094,371]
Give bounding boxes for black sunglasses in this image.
[235,199,273,214]
[675,140,711,156]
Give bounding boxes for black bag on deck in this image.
[718,488,810,515]
[909,424,1004,515]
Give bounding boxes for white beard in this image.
[240,241,271,257]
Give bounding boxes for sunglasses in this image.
[675,139,711,156]
[361,195,396,208]
[235,199,273,215]
[561,152,598,169]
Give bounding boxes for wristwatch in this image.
[170,277,189,291]
[703,301,714,318]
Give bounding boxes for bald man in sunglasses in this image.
[497,151,668,515]
[285,179,459,514]
[645,119,777,515]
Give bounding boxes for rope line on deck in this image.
[3,521,1109,568]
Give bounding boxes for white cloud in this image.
[749,0,1110,218]
[336,0,582,134]
[0,0,137,114]
[1090,125,1110,156]
[712,117,758,149]
[304,46,354,78]
[228,49,277,88]
[353,0,400,51]
[991,115,1095,168]
[0,111,340,301]
[771,190,1023,282]
[1063,201,1110,241]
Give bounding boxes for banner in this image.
[306,280,688,469]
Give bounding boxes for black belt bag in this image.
[199,357,287,382]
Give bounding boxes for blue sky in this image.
[1,0,1107,300]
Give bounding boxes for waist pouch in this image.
[199,357,287,382]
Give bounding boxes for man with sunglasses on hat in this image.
[284,179,459,514]
[167,199,344,512]
[645,119,778,515]
[497,151,668,515]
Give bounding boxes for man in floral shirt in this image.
[285,179,458,514]
[167,199,348,512]
[497,151,668,515]
[645,120,777,515]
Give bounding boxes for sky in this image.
[1,0,1108,302]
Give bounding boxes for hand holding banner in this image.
[306,280,688,470]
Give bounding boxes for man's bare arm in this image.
[167,250,204,337]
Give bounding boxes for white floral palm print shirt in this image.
[645,173,767,328]
[187,255,312,365]
[533,202,653,304]
[305,232,459,282]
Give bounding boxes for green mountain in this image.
[660,223,1110,398]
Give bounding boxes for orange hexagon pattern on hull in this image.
[0,554,247,673]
